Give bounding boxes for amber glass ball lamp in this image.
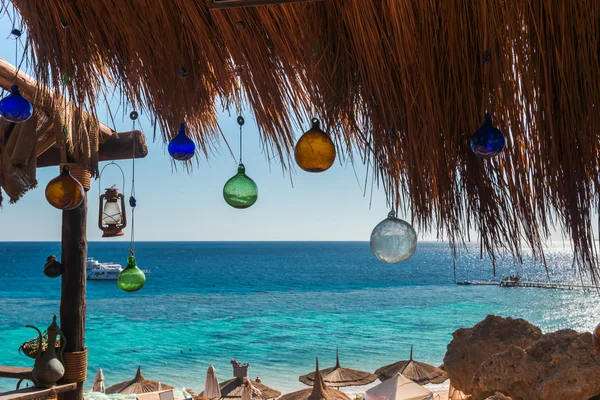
[294,118,336,172]
[45,165,85,210]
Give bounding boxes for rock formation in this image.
[485,394,512,400]
[443,315,542,394]
[473,329,600,400]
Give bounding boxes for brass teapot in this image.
[26,316,66,388]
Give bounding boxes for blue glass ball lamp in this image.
[0,85,33,123]
[470,113,505,158]
[168,123,196,161]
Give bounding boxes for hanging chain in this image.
[129,111,139,255]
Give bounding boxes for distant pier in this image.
[456,280,598,291]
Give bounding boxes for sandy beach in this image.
[432,390,449,400]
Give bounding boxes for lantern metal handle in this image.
[98,161,126,195]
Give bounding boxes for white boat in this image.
[86,258,123,280]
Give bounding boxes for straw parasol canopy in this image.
[6,0,600,279]
[205,365,222,399]
[241,378,268,400]
[92,368,105,393]
[281,359,350,400]
[375,347,447,385]
[299,349,377,388]
[203,361,280,400]
[217,377,280,400]
[105,366,174,395]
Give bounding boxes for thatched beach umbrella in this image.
[375,347,447,385]
[204,360,280,400]
[241,379,268,400]
[92,368,105,393]
[218,377,280,400]
[299,350,377,388]
[281,359,350,400]
[105,366,174,394]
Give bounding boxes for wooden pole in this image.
[59,194,87,400]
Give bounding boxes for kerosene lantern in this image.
[98,186,127,237]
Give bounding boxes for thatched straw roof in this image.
[375,347,447,385]
[105,366,174,395]
[281,359,350,400]
[201,360,280,400]
[5,0,600,277]
[214,378,280,400]
[299,350,377,388]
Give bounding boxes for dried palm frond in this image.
[3,0,600,279]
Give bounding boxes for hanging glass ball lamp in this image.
[370,210,418,263]
[168,123,196,161]
[294,118,336,172]
[118,255,146,292]
[43,255,63,278]
[470,113,505,158]
[223,163,258,209]
[0,85,33,123]
[45,165,85,210]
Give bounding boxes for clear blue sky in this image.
[0,14,403,242]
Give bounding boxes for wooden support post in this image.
[59,194,87,400]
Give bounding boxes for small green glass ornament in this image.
[117,255,146,293]
[223,163,258,209]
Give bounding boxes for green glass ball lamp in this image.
[223,163,258,209]
[118,255,146,292]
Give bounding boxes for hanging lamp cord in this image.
[129,111,138,255]
[10,10,28,83]
[237,116,244,164]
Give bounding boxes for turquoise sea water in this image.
[0,241,597,394]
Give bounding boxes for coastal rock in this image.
[443,315,542,394]
[485,393,512,400]
[473,329,600,400]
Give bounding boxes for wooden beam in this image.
[0,383,77,400]
[208,0,326,9]
[36,130,148,168]
[0,58,115,142]
[0,366,33,380]
[58,195,87,400]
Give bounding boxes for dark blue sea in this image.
[0,241,595,394]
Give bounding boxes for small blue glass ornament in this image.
[470,113,505,158]
[0,85,33,123]
[168,123,196,161]
[9,28,21,38]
